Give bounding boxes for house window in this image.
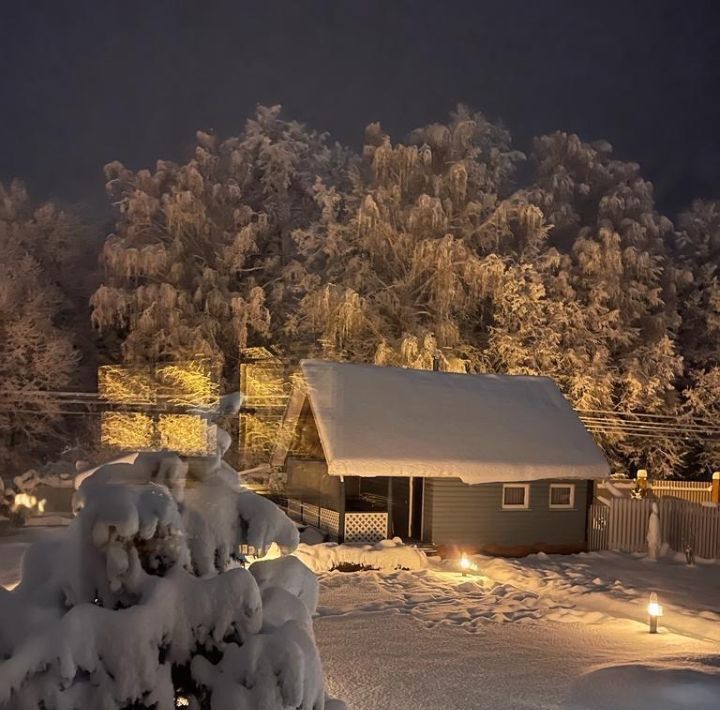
[502,484,530,509]
[549,483,575,509]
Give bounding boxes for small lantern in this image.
[460,553,471,577]
[648,592,663,633]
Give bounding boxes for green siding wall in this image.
[423,478,590,550]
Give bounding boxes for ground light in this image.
[648,591,663,633]
[459,553,480,577]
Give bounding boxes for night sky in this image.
[1,0,719,216]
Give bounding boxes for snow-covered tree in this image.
[675,200,720,469]
[0,429,345,709]
[0,181,88,469]
[289,106,530,371]
[90,106,349,386]
[90,106,718,477]
[526,133,684,475]
[289,114,685,475]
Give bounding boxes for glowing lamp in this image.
[460,553,471,576]
[648,592,663,633]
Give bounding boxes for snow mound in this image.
[564,658,720,709]
[294,538,429,573]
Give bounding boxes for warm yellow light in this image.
[244,542,283,566]
[12,493,46,514]
[648,602,663,617]
[648,591,663,617]
[460,553,471,570]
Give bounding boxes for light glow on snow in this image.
[12,492,46,514]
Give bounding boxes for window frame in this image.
[501,483,530,510]
[548,483,576,509]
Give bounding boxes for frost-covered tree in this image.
[90,106,349,385]
[526,133,684,475]
[0,428,345,709]
[675,200,720,469]
[91,106,716,477]
[288,113,685,474]
[289,106,531,371]
[0,181,87,468]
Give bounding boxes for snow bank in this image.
[564,658,720,709]
[294,538,429,573]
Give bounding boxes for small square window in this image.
[549,484,575,509]
[502,484,530,509]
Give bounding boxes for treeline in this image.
[2,105,720,476]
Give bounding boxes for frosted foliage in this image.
[0,181,82,466]
[184,480,299,576]
[0,448,340,710]
[91,104,720,476]
[92,105,348,380]
[288,114,690,476]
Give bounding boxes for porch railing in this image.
[285,498,387,543]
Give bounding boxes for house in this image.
[271,360,610,555]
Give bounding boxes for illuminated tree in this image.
[526,133,685,474]
[675,200,720,469]
[91,105,349,385]
[0,181,84,467]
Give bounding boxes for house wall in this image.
[285,456,342,510]
[423,478,591,555]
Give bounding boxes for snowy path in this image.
[314,553,720,709]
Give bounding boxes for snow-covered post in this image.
[646,501,661,561]
[636,469,648,490]
[712,471,720,504]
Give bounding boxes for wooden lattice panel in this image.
[344,512,388,543]
[286,498,302,521]
[302,503,320,527]
[319,507,340,538]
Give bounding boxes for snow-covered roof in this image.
[276,359,609,484]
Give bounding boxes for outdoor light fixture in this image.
[460,553,471,576]
[648,592,663,633]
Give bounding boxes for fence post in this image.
[637,469,648,491]
[712,471,720,504]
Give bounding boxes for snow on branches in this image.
[0,445,341,710]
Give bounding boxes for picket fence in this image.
[588,496,720,559]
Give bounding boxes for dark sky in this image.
[1,0,719,216]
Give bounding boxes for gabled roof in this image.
[273,359,609,484]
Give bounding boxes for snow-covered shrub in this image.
[294,538,429,573]
[0,445,344,709]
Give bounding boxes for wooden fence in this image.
[648,480,713,504]
[588,497,720,559]
[596,479,713,504]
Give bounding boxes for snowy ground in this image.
[314,551,720,709]
[3,531,719,708]
[0,525,65,590]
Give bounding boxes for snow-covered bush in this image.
[294,538,429,573]
[0,442,345,709]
